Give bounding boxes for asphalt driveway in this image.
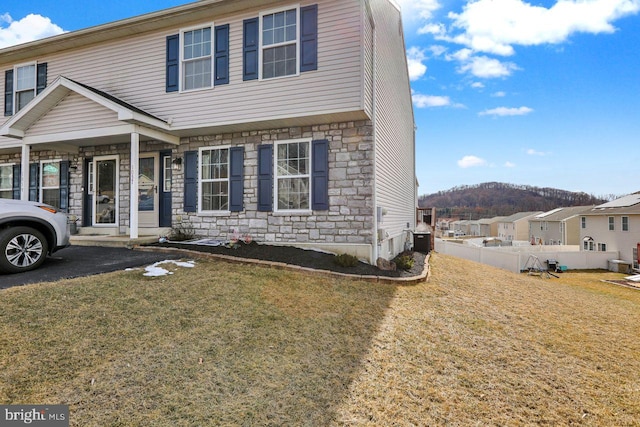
[0,246,181,289]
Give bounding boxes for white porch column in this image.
[20,144,30,201]
[130,132,140,239]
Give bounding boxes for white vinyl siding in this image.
[25,92,122,136]
[368,0,416,256]
[14,0,363,134]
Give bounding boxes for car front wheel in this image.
[0,227,49,274]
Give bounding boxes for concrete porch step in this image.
[70,234,160,248]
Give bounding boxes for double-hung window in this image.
[275,140,310,211]
[608,216,615,231]
[199,147,229,212]
[15,63,36,112]
[622,216,629,231]
[0,164,13,199]
[261,8,298,79]
[182,26,213,91]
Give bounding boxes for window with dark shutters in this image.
[166,35,180,92]
[214,24,230,85]
[243,18,259,81]
[183,151,198,212]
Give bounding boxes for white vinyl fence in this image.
[434,239,618,273]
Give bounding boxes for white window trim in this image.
[13,61,38,114]
[608,216,615,231]
[179,22,215,93]
[259,4,301,81]
[273,138,312,214]
[198,145,231,214]
[39,159,62,204]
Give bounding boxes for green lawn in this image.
[2,254,640,426]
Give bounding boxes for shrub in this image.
[169,220,196,241]
[334,253,359,268]
[394,253,415,271]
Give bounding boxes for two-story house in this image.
[497,211,542,242]
[0,0,416,263]
[580,193,640,269]
[528,205,594,245]
[478,216,505,237]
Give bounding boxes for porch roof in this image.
[0,76,179,151]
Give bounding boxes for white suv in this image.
[0,199,71,274]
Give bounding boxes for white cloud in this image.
[504,161,516,168]
[479,106,533,116]
[447,0,640,56]
[413,93,451,108]
[397,0,442,23]
[458,155,488,168]
[471,82,485,89]
[526,148,546,156]
[458,55,520,78]
[406,46,428,81]
[492,91,506,97]
[0,13,65,48]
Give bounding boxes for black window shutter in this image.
[183,151,198,212]
[312,139,329,210]
[36,63,47,94]
[300,5,318,72]
[12,164,20,199]
[214,24,230,85]
[29,163,39,202]
[4,70,13,116]
[229,147,244,212]
[166,34,180,92]
[257,144,273,212]
[243,18,259,81]
[59,160,69,212]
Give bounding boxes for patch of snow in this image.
[143,259,195,277]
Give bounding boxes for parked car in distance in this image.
[0,199,71,274]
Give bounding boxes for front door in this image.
[93,156,118,226]
[138,154,159,228]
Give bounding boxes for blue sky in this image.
[1,0,639,197]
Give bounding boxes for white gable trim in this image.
[0,76,179,145]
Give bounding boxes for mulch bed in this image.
[145,240,426,278]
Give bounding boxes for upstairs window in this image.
[608,216,615,231]
[261,8,298,79]
[622,216,629,231]
[15,63,36,112]
[182,26,213,91]
[581,216,586,229]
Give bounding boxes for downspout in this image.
[365,0,379,264]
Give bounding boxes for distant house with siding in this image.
[529,206,594,245]
[0,0,416,262]
[478,216,505,237]
[580,193,640,269]
[497,211,543,241]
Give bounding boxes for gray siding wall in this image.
[369,0,416,259]
[0,0,365,137]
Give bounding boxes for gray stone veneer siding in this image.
[175,121,375,246]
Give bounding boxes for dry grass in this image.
[335,255,640,426]
[2,253,640,425]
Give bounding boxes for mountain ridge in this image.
[418,182,613,219]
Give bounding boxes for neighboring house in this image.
[497,211,543,241]
[478,216,505,237]
[0,0,416,262]
[529,205,594,245]
[580,193,640,269]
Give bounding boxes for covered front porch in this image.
[0,76,180,239]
